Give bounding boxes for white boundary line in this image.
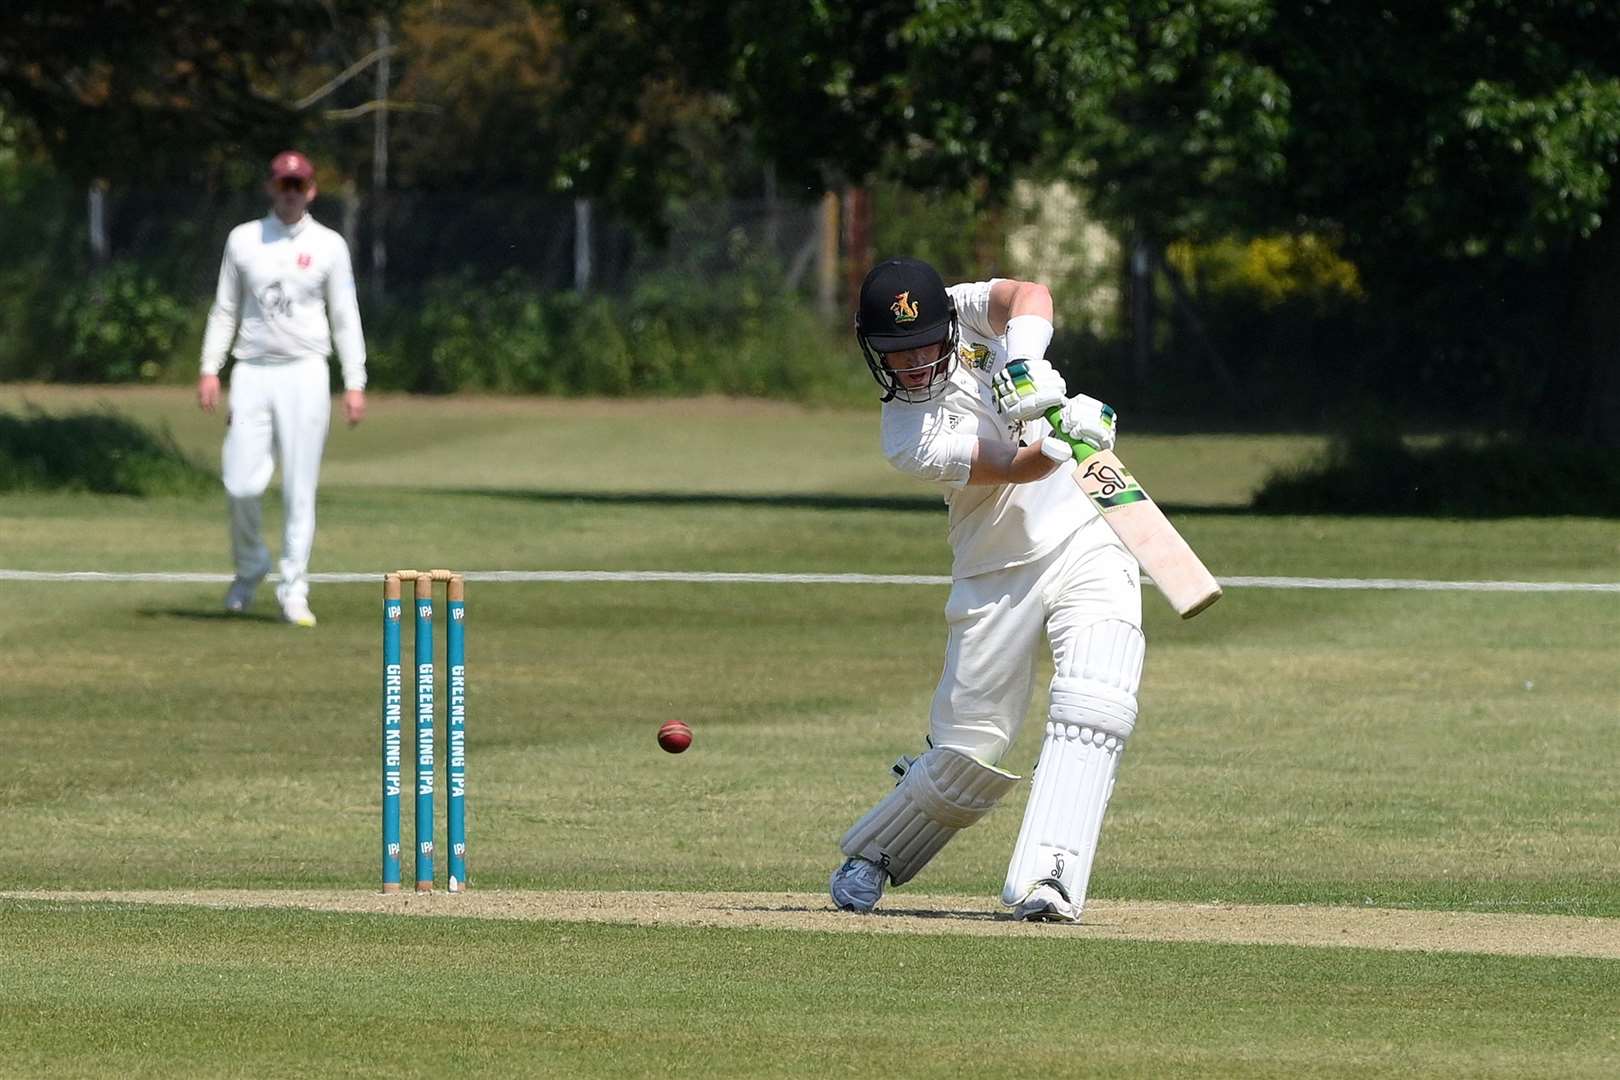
[0,569,1616,593]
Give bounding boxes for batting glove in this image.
[992,359,1067,423]
[1052,394,1118,452]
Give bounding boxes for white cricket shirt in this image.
[200,213,367,390]
[879,279,1099,579]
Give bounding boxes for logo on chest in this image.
[296,252,312,270]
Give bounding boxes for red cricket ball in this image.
[657,720,692,754]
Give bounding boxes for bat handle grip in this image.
[1043,406,1098,463]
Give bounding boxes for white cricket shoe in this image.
[224,577,259,614]
[829,856,887,913]
[1012,881,1079,923]
[280,597,318,627]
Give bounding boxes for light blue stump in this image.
[414,575,435,891]
[446,579,468,892]
[381,577,403,892]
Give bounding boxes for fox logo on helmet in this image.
[854,256,961,404]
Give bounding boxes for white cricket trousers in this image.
[221,356,332,606]
[930,516,1143,765]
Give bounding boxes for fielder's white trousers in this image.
[930,517,1143,765]
[221,356,332,606]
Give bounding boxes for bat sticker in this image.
[1080,459,1149,509]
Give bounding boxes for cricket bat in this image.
[1046,406,1222,618]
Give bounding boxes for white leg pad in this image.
[840,747,1019,886]
[1002,619,1144,914]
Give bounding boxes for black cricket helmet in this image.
[855,256,959,403]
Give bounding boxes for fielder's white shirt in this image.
[200,213,367,390]
[880,279,1099,579]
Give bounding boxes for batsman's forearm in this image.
[966,439,1063,486]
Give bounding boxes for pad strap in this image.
[1050,677,1136,740]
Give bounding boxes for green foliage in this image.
[53,264,200,383]
[547,1,1620,442]
[0,407,215,495]
[1253,436,1620,518]
[868,182,987,278]
[1,262,208,386]
[534,2,743,238]
[0,156,79,378]
[377,271,562,393]
[369,270,870,402]
[391,1,569,193]
[1,1,404,185]
[0,161,209,385]
[1461,72,1620,247]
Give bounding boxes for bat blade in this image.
[1068,449,1222,618]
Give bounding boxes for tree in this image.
[524,3,748,237]
[0,1,400,185]
[388,0,568,191]
[546,0,1620,442]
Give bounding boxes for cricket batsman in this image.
[829,256,1146,923]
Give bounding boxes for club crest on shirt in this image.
[297,252,313,270]
[261,282,292,318]
[959,343,992,370]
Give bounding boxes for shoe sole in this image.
[1012,899,1079,923]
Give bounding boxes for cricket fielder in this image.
[829,256,1146,923]
[196,150,367,627]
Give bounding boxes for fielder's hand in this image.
[197,374,221,414]
[992,359,1067,423]
[1051,394,1117,452]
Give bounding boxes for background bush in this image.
[366,269,871,402]
[53,264,201,383]
[0,407,216,495]
[0,165,1593,442]
[1253,436,1620,517]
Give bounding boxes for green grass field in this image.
[2,384,1617,1078]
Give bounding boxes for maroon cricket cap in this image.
[269,150,315,181]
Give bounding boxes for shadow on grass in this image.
[737,899,1003,922]
[137,608,281,624]
[835,905,1005,922]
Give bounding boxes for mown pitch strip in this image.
[5,890,1616,959]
